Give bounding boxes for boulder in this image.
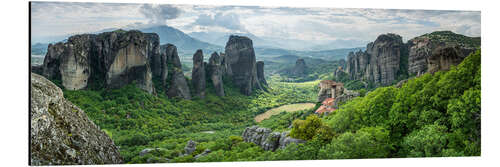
[139,148,167,157]
[278,131,306,149]
[30,73,122,165]
[224,35,263,95]
[241,126,305,151]
[191,49,206,98]
[207,52,225,96]
[194,149,211,159]
[184,140,196,155]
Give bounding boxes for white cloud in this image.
[31,2,481,48]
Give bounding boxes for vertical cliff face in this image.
[346,33,404,86]
[427,46,467,74]
[207,52,225,97]
[224,35,264,95]
[30,73,122,165]
[164,44,192,99]
[407,31,481,76]
[408,37,436,76]
[191,49,206,98]
[39,30,159,93]
[366,33,404,86]
[256,61,267,86]
[345,50,369,80]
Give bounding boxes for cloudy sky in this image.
[31,1,481,48]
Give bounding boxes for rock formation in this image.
[194,149,211,159]
[184,140,196,155]
[317,80,345,102]
[164,44,192,99]
[191,49,206,98]
[346,33,405,86]
[207,52,225,96]
[345,50,369,80]
[292,59,307,76]
[407,37,435,76]
[407,31,480,76]
[30,73,122,165]
[224,35,264,95]
[427,46,467,74]
[242,126,306,151]
[332,90,360,108]
[39,30,158,93]
[256,61,268,86]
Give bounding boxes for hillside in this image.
[413,31,481,48]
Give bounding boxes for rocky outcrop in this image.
[30,73,122,165]
[317,80,344,102]
[191,49,206,98]
[139,148,167,157]
[224,35,264,95]
[166,67,191,99]
[346,34,405,86]
[184,140,196,155]
[165,44,191,99]
[292,59,307,76]
[39,30,158,93]
[194,149,211,159]
[408,37,435,76]
[366,34,405,86]
[407,31,480,76]
[242,126,306,151]
[427,46,467,74]
[207,52,225,96]
[256,61,267,86]
[333,89,360,108]
[346,50,369,80]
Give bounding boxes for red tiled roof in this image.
[315,98,336,114]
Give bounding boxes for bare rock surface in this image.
[224,35,264,95]
[242,126,306,151]
[191,49,206,98]
[30,73,122,165]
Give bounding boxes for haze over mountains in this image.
[31,25,365,61]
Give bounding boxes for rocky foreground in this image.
[30,73,122,165]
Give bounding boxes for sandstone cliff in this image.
[164,44,192,99]
[191,49,206,98]
[407,31,480,76]
[224,35,265,95]
[39,30,158,93]
[30,73,122,165]
[346,33,406,86]
[207,52,225,96]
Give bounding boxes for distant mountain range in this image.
[30,25,366,61]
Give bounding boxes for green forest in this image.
[60,50,480,163]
